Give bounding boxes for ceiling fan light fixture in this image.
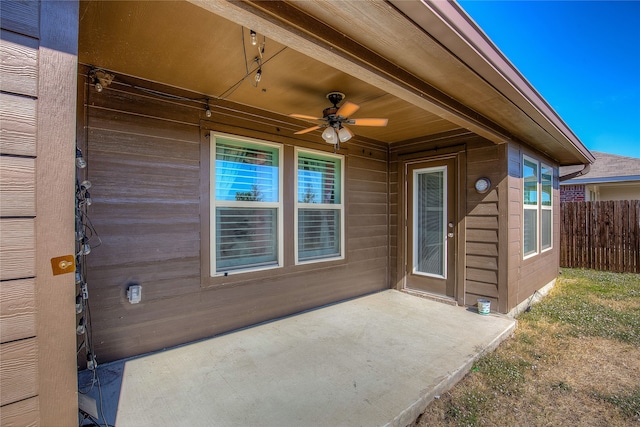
[338,126,353,143]
[291,92,388,145]
[322,126,338,144]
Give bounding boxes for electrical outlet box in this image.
[127,284,142,304]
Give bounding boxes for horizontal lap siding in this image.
[1,2,40,418]
[2,2,78,423]
[0,395,39,427]
[465,144,505,309]
[0,279,36,344]
[81,70,389,362]
[507,142,560,310]
[0,93,37,156]
[0,338,38,407]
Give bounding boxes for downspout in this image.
[559,164,590,182]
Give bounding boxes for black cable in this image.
[88,41,287,106]
[217,46,287,99]
[524,290,540,313]
[241,26,250,82]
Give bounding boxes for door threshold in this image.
[401,288,458,306]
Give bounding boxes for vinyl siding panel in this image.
[0,30,38,96]
[0,218,35,281]
[0,278,36,344]
[0,338,38,407]
[0,93,37,156]
[464,144,505,309]
[506,142,560,310]
[0,156,35,217]
[0,0,40,38]
[1,2,78,424]
[79,68,389,362]
[0,396,39,427]
[1,5,40,418]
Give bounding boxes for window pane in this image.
[415,169,444,276]
[216,207,277,271]
[541,164,553,207]
[523,158,538,205]
[541,209,552,250]
[298,155,341,204]
[215,140,279,202]
[523,209,538,256]
[298,209,340,261]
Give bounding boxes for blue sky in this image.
[458,0,640,159]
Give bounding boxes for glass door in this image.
[405,158,456,297]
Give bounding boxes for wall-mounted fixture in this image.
[474,177,491,193]
[76,148,87,169]
[127,283,142,304]
[91,69,115,92]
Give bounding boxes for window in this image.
[211,134,282,274]
[523,157,538,257]
[523,155,554,259]
[541,163,553,251]
[295,149,344,264]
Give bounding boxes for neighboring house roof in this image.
[560,151,640,185]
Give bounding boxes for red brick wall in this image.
[560,184,585,202]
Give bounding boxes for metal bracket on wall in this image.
[51,255,75,275]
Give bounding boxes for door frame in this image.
[396,146,466,306]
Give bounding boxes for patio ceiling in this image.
[78,0,593,164]
[79,0,462,144]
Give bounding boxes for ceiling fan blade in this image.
[294,125,322,135]
[349,118,389,127]
[336,101,360,118]
[290,113,322,121]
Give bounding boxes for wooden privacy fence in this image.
[560,200,640,273]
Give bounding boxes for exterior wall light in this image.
[475,177,491,193]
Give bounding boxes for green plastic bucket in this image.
[477,299,491,315]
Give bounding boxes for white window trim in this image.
[523,155,556,260]
[540,162,553,253]
[294,147,345,265]
[210,132,284,276]
[523,155,539,259]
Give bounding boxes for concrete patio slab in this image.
[79,290,516,426]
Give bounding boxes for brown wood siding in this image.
[0,156,35,216]
[1,5,40,417]
[79,67,389,362]
[0,395,39,427]
[464,144,507,310]
[0,93,37,156]
[0,0,40,39]
[0,30,38,96]
[0,338,38,407]
[1,1,78,424]
[0,279,36,344]
[507,142,560,310]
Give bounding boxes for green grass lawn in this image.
[418,269,640,426]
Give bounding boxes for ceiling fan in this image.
[290,92,388,148]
